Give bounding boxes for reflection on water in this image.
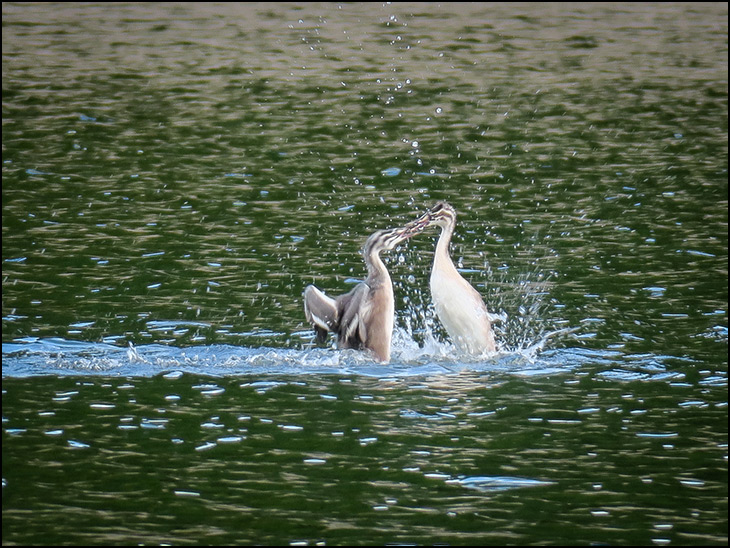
[2,2,727,546]
[2,346,727,545]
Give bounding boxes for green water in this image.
[2,3,727,545]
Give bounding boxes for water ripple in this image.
[3,336,703,382]
[445,475,556,493]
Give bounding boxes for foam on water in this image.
[1,330,693,382]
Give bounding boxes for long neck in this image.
[433,220,457,273]
[365,248,391,288]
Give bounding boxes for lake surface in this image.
[2,2,727,545]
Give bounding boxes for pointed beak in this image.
[382,225,416,250]
[403,210,431,236]
[391,225,414,241]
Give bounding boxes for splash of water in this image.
[391,240,569,365]
[3,334,696,382]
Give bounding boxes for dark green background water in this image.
[2,3,727,545]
